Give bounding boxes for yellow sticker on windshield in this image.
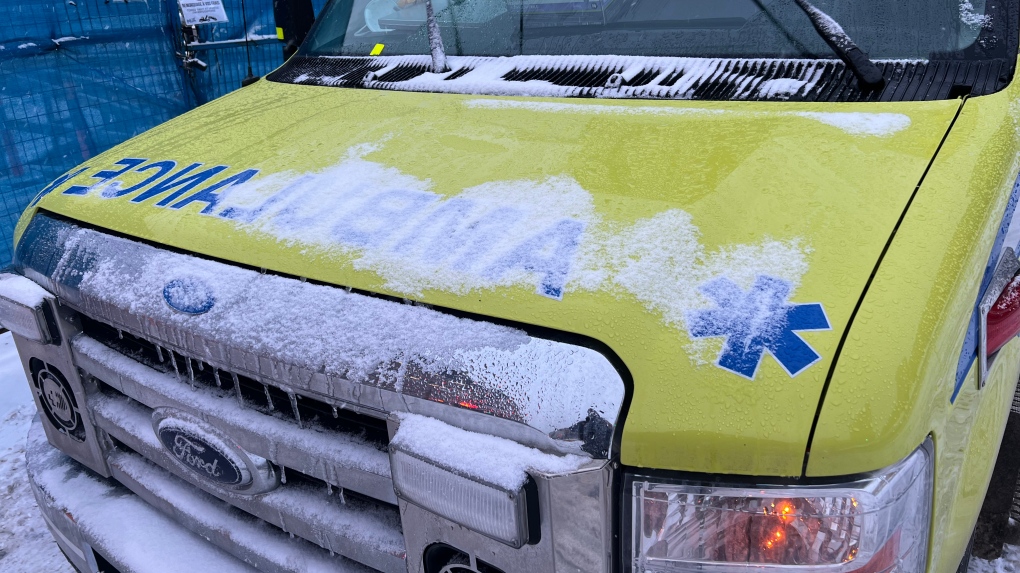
[370,44,385,56]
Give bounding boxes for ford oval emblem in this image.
[163,277,215,315]
[156,419,248,487]
[151,409,278,494]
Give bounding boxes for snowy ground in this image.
[974,541,1020,573]
[0,332,72,571]
[0,328,1017,572]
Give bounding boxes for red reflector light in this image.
[987,272,1020,356]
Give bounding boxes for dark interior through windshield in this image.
[302,0,1000,61]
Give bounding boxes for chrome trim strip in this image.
[107,451,385,572]
[37,508,86,562]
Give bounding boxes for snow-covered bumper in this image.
[26,415,288,573]
[7,214,621,573]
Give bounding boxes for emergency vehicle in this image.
[3,1,1020,572]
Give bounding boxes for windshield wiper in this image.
[425,0,450,73]
[791,0,884,90]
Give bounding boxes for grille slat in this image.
[79,314,391,447]
[502,64,621,88]
[73,334,398,505]
[283,56,384,87]
[624,68,660,87]
[444,67,473,80]
[92,392,406,572]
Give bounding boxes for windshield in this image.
[302,0,994,61]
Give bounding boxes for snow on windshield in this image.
[960,0,992,28]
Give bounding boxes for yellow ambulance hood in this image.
[22,80,962,476]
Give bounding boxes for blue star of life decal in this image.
[686,275,831,379]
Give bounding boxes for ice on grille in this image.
[58,225,626,436]
[74,336,393,476]
[26,419,379,572]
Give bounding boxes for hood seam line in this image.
[800,95,968,478]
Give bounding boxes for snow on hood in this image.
[211,141,809,367]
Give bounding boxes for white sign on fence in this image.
[180,0,229,25]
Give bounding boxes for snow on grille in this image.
[26,418,378,573]
[270,54,946,102]
[0,273,52,307]
[53,223,626,437]
[74,334,393,476]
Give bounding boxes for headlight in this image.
[628,439,932,573]
[390,448,532,547]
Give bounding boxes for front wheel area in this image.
[970,380,1020,563]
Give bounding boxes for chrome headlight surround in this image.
[624,439,933,573]
[0,273,56,344]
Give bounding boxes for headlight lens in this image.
[629,440,932,573]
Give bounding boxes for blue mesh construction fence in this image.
[0,0,325,263]
[180,0,290,103]
[1,0,190,264]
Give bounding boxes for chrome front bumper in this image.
[27,403,613,573]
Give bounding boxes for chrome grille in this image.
[72,328,406,572]
[91,387,405,570]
